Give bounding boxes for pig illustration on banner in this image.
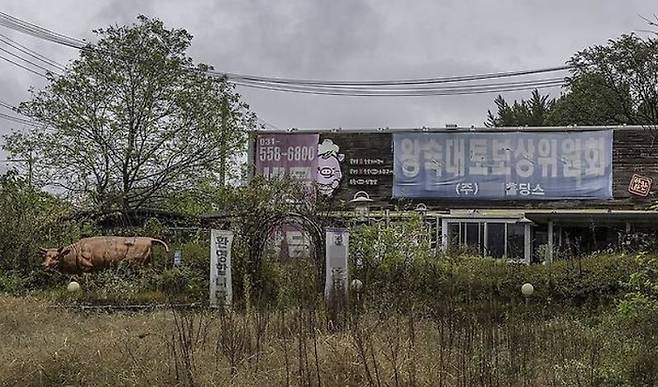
[317,139,345,196]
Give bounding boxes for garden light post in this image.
[349,191,373,222]
[521,282,534,307]
[350,278,364,316]
[415,203,428,217]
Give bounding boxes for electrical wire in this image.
[234,76,566,91]
[0,52,49,78]
[233,80,563,96]
[217,66,571,86]
[0,11,570,96]
[0,11,86,49]
[0,99,47,128]
[0,32,66,70]
[0,45,60,75]
[0,111,41,127]
[0,98,17,110]
[257,118,280,130]
[236,78,564,93]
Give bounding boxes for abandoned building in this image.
[250,125,658,263]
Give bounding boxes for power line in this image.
[0,99,45,128]
[257,118,280,130]
[230,77,565,95]
[0,99,18,111]
[0,11,570,96]
[0,52,49,78]
[0,11,86,49]
[0,111,41,127]
[233,76,566,91]
[0,32,66,70]
[0,45,59,75]
[218,66,571,87]
[234,81,563,96]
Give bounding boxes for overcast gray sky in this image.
[0,0,656,154]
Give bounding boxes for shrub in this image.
[0,172,73,273]
[617,253,658,321]
[157,266,206,300]
[611,253,658,385]
[0,272,30,294]
[350,218,639,313]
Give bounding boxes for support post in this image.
[504,223,508,258]
[435,215,440,255]
[441,218,449,253]
[483,222,488,257]
[524,223,531,265]
[547,220,554,264]
[246,132,255,183]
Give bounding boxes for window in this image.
[448,223,460,247]
[444,219,529,260]
[486,223,505,258]
[507,224,525,260]
[465,222,485,254]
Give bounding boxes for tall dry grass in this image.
[0,295,625,386]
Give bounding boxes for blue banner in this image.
[393,130,613,200]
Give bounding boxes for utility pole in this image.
[26,147,33,187]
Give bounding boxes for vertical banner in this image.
[393,130,613,199]
[256,133,320,259]
[324,227,349,300]
[209,230,233,307]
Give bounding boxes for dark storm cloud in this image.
[0,0,656,147]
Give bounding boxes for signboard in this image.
[173,250,182,266]
[255,132,393,202]
[210,230,233,307]
[628,174,653,197]
[320,133,393,203]
[393,130,613,200]
[255,133,320,259]
[255,133,319,191]
[324,227,349,300]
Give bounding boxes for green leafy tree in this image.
[546,72,634,125]
[485,89,555,127]
[553,33,657,125]
[486,32,658,127]
[4,16,256,212]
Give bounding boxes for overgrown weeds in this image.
[2,294,655,386]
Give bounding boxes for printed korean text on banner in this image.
[324,227,349,300]
[393,130,613,199]
[255,133,319,190]
[210,230,233,307]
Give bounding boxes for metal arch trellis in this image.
[240,209,328,295]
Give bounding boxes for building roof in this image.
[252,125,651,134]
[524,209,658,224]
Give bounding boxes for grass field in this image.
[0,294,644,386]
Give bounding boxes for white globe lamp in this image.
[521,283,534,297]
[67,281,81,292]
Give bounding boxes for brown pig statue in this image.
[41,236,169,273]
